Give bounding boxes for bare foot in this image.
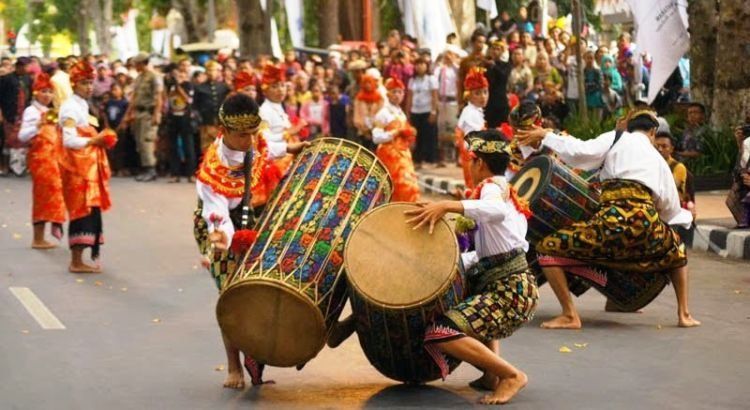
[69,263,100,274]
[32,240,56,249]
[479,371,528,405]
[469,373,498,391]
[223,368,245,389]
[678,313,701,328]
[541,315,582,330]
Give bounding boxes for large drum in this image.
[512,155,669,312]
[217,138,392,367]
[345,203,464,383]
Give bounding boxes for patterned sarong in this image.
[536,179,687,273]
[193,200,242,290]
[424,249,538,378]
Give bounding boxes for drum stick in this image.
[690,222,724,254]
[240,148,255,229]
[416,179,452,196]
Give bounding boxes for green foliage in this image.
[683,128,739,176]
[302,0,319,47]
[378,0,402,39]
[562,110,617,141]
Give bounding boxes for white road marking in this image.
[9,287,66,330]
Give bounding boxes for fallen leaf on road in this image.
[574,343,588,348]
[76,279,85,283]
[192,265,198,270]
[94,281,103,287]
[139,209,147,213]
[734,290,742,294]
[121,287,128,292]
[21,330,29,334]
[4,189,10,193]
[24,222,30,227]
[177,288,184,293]
[1,224,7,228]
[215,365,225,371]
[152,318,161,323]
[559,346,572,353]
[656,325,663,330]
[12,233,21,240]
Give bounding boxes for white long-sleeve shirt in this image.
[540,130,692,228]
[259,100,291,144]
[197,138,288,245]
[371,101,407,145]
[58,94,92,149]
[18,101,49,143]
[459,176,529,269]
[457,103,485,135]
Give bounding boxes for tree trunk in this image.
[448,0,475,47]
[688,0,718,117]
[370,0,380,44]
[207,0,217,41]
[78,0,91,55]
[91,0,113,56]
[318,0,340,47]
[339,0,362,40]
[236,0,272,56]
[572,0,587,119]
[174,0,203,43]
[708,0,750,127]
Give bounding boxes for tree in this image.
[236,0,272,56]
[689,0,750,127]
[318,0,339,47]
[90,0,114,56]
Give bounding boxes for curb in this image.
[418,173,750,261]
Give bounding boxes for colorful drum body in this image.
[511,155,601,244]
[345,203,464,383]
[217,138,392,367]
[514,156,668,312]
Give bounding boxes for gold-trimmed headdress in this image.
[465,131,512,156]
[218,105,262,132]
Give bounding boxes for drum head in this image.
[217,279,326,367]
[344,203,459,309]
[511,155,553,203]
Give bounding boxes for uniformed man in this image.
[122,52,163,182]
[194,60,230,152]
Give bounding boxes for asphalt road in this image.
[1,177,749,410]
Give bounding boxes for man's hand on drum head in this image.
[404,201,464,234]
[287,141,312,154]
[208,230,229,252]
[515,127,551,148]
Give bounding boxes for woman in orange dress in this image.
[372,78,420,202]
[18,73,67,249]
[353,74,384,152]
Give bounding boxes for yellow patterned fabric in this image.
[536,179,687,273]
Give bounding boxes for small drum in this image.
[513,156,668,312]
[217,138,392,367]
[511,155,600,243]
[345,203,464,383]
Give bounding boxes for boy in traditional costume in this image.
[456,67,490,189]
[515,111,700,329]
[234,71,258,101]
[371,78,420,202]
[18,73,66,249]
[353,74,384,151]
[405,129,538,405]
[258,64,307,177]
[59,62,117,273]
[194,93,308,389]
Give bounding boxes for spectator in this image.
[507,31,522,52]
[601,73,623,121]
[0,57,33,176]
[509,48,533,99]
[521,32,537,67]
[105,83,135,176]
[583,50,603,120]
[121,52,163,182]
[600,55,623,94]
[533,52,563,92]
[484,40,512,128]
[92,62,114,103]
[731,116,750,227]
[383,50,414,87]
[193,60,229,151]
[299,81,329,137]
[164,65,196,183]
[539,80,569,124]
[518,6,535,34]
[496,11,517,38]
[435,46,461,165]
[676,102,708,160]
[51,58,73,108]
[327,83,350,139]
[406,57,439,167]
[457,29,487,107]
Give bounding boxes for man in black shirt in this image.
[194,60,229,152]
[484,40,512,128]
[164,64,197,182]
[0,57,33,175]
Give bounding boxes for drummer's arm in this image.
[197,182,235,248]
[537,130,614,170]
[461,184,514,223]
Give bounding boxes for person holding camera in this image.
[730,115,750,228]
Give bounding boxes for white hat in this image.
[656,117,671,135]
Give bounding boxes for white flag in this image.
[285,0,305,48]
[626,0,689,103]
[477,0,498,19]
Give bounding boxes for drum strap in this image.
[596,129,625,175]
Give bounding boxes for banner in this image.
[399,0,456,58]
[626,0,689,103]
[476,0,498,19]
[285,0,305,48]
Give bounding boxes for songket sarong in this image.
[424,249,538,378]
[193,200,243,290]
[536,179,687,273]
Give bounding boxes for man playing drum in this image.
[406,129,539,405]
[194,93,308,389]
[515,110,701,329]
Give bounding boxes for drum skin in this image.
[345,203,464,383]
[217,138,392,367]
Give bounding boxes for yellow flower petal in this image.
[214,364,225,371]
[76,279,85,283]
[559,346,572,353]
[574,343,588,348]
[152,318,161,323]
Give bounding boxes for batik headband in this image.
[465,132,512,156]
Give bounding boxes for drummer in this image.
[194,93,308,389]
[406,129,538,405]
[515,110,701,329]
